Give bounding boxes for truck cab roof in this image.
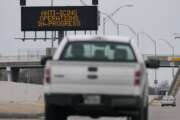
[66,35,132,43]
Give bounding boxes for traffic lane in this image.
[1,104,178,120]
[149,106,179,120]
[62,92,180,120]
[1,92,179,120]
[0,119,40,120]
[0,117,127,120]
[149,92,180,120]
[69,116,127,120]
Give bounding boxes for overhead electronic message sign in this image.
[21,6,98,31]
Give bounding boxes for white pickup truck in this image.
[42,35,159,120]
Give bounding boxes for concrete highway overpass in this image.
[0,54,180,83]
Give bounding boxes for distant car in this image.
[161,95,176,107]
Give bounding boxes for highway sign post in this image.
[20,0,26,6]
[92,0,98,5]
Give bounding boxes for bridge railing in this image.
[0,55,43,62]
[168,66,180,96]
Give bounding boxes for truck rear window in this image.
[60,41,137,62]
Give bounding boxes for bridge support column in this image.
[6,66,12,82]
[6,67,20,82]
[11,68,20,82]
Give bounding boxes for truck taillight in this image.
[134,70,141,86]
[44,65,51,84]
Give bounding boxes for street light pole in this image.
[139,32,157,56]
[103,17,106,35]
[51,0,53,6]
[102,4,134,35]
[110,5,134,17]
[51,0,54,49]
[159,38,175,80]
[139,32,157,85]
[118,24,139,46]
[117,24,120,36]
[100,11,118,32]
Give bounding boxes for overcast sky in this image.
[1,0,180,86]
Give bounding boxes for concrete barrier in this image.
[0,81,160,105]
[149,95,157,102]
[0,81,43,103]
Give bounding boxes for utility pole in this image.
[103,17,106,35]
[117,24,120,36]
[102,5,134,36]
[92,0,98,5]
[159,38,175,81]
[20,0,26,6]
[51,0,54,48]
[139,32,158,88]
[58,31,64,45]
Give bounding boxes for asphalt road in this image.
[149,91,180,120]
[0,92,179,120]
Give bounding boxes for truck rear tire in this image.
[144,105,148,120]
[45,104,67,120]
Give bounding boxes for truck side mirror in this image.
[145,58,160,69]
[40,56,52,66]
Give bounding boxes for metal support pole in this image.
[137,33,140,47]
[154,40,157,85]
[54,31,56,40]
[34,31,37,41]
[159,38,175,80]
[172,47,175,80]
[101,5,134,36]
[23,31,26,41]
[58,31,64,45]
[117,24,120,36]
[51,0,54,48]
[139,32,158,87]
[51,0,53,6]
[64,31,67,36]
[51,31,54,48]
[44,31,47,41]
[118,24,138,46]
[103,17,106,35]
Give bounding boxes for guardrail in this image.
[0,54,180,62]
[0,55,43,62]
[168,66,180,96]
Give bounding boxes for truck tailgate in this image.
[48,61,140,95]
